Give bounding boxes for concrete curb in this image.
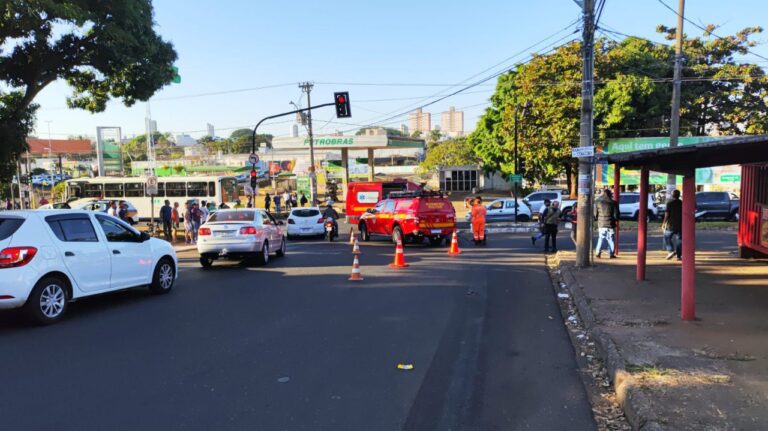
[173,245,197,252]
[549,254,666,431]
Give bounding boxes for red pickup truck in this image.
[358,190,456,246]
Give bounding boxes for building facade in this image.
[440,106,464,137]
[408,108,432,136]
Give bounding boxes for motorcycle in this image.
[325,217,337,242]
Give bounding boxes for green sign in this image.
[171,66,181,84]
[296,176,311,197]
[719,174,741,183]
[605,136,727,154]
[303,137,355,147]
[509,174,523,183]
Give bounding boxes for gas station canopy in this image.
[270,135,425,150]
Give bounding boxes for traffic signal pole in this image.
[575,0,595,268]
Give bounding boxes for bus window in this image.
[156,182,165,197]
[187,182,207,197]
[165,182,186,197]
[67,184,83,199]
[104,183,124,198]
[220,178,238,203]
[84,183,103,198]
[124,183,145,198]
[208,182,215,197]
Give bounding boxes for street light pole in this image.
[300,82,318,206]
[514,102,530,222]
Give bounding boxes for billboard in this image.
[96,127,123,176]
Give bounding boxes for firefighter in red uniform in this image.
[470,197,487,245]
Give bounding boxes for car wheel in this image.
[729,210,739,222]
[256,241,270,265]
[359,223,370,241]
[149,258,175,294]
[517,214,530,222]
[24,276,69,325]
[276,238,286,257]
[392,226,403,244]
[200,256,214,268]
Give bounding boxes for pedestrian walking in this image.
[531,199,551,246]
[594,189,619,258]
[300,193,308,207]
[184,202,193,244]
[171,202,180,242]
[283,191,291,211]
[543,200,562,253]
[274,193,282,213]
[662,189,683,260]
[160,200,173,241]
[200,200,210,224]
[264,193,271,212]
[570,202,578,246]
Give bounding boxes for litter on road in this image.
[557,293,570,299]
[396,363,414,370]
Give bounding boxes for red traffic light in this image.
[336,95,346,104]
[250,169,257,177]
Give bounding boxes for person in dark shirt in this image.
[594,189,619,258]
[160,200,173,241]
[663,189,683,260]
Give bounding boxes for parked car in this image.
[358,190,455,245]
[286,207,325,239]
[197,209,286,267]
[695,191,739,221]
[523,190,576,218]
[618,193,658,220]
[465,198,532,222]
[0,210,177,324]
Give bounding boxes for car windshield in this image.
[208,210,255,222]
[291,209,320,217]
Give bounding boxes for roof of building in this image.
[602,135,768,174]
[26,138,92,156]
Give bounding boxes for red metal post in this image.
[613,165,621,255]
[637,167,649,281]
[681,174,696,321]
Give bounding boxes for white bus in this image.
[65,176,240,220]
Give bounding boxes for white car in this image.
[197,209,286,268]
[286,207,326,238]
[618,193,658,220]
[465,198,532,222]
[0,210,177,324]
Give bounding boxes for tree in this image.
[0,0,178,178]
[418,137,478,172]
[229,128,272,153]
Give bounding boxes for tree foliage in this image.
[470,25,768,194]
[0,0,178,178]
[418,137,478,172]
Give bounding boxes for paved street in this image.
[0,232,595,431]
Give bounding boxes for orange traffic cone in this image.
[352,238,361,255]
[348,228,356,245]
[389,238,409,268]
[448,230,461,256]
[349,255,364,281]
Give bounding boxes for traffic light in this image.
[250,169,258,190]
[334,92,351,118]
[517,157,526,175]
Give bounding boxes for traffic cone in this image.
[389,238,409,268]
[348,255,364,281]
[352,238,361,255]
[348,228,356,245]
[448,230,461,256]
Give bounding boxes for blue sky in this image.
[31,0,768,140]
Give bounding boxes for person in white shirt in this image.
[283,191,291,211]
[107,201,118,217]
[200,200,210,223]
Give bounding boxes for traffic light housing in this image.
[250,169,258,190]
[334,92,351,118]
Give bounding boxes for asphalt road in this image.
[0,232,596,431]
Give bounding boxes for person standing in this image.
[200,200,210,224]
[118,202,129,223]
[274,192,282,214]
[300,193,308,207]
[291,192,298,209]
[5,198,11,210]
[569,202,578,246]
[108,201,118,217]
[531,199,551,246]
[283,190,291,212]
[543,200,562,253]
[662,189,683,260]
[470,197,487,244]
[594,189,619,258]
[171,202,180,242]
[160,200,173,241]
[190,203,202,244]
[264,193,272,212]
[184,202,193,244]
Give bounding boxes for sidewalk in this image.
[551,249,768,430]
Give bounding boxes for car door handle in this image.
[112,250,121,255]
[64,251,75,257]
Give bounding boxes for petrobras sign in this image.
[270,135,423,150]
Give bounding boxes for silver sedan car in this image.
[196,209,286,268]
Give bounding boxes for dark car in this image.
[695,192,739,221]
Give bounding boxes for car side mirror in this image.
[140,231,151,242]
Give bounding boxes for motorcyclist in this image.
[470,196,487,245]
[322,203,340,238]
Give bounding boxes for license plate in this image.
[214,231,234,237]
[301,228,310,231]
[430,229,442,234]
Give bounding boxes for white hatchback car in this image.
[286,207,325,238]
[0,210,177,324]
[197,209,286,268]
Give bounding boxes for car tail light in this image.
[288,219,296,224]
[317,217,324,224]
[239,226,258,235]
[0,247,38,268]
[198,227,211,236]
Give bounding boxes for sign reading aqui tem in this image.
[572,146,595,158]
[248,153,260,165]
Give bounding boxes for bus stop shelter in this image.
[603,135,768,321]
[270,134,425,195]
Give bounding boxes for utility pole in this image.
[299,82,318,206]
[575,0,596,267]
[514,101,530,222]
[667,0,685,197]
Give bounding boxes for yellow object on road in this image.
[397,363,414,370]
